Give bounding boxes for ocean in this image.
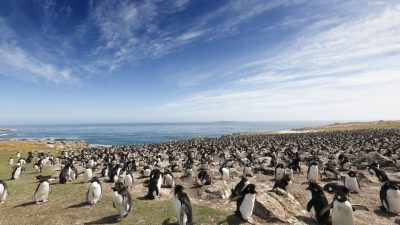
[0,121,331,146]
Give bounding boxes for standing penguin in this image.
[124,172,134,189]
[34,162,42,174]
[173,185,194,225]
[163,169,175,188]
[59,163,71,184]
[219,162,230,180]
[231,177,250,199]
[368,165,389,182]
[112,182,132,221]
[11,164,22,180]
[8,157,13,166]
[275,164,285,181]
[380,180,400,214]
[196,170,211,186]
[146,169,162,200]
[307,161,320,183]
[306,182,330,224]
[231,184,256,224]
[320,193,368,225]
[344,171,360,193]
[87,177,102,205]
[0,180,8,203]
[16,152,21,158]
[34,176,51,204]
[83,166,93,183]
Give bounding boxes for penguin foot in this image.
[0,201,4,204]
[36,201,41,205]
[247,217,255,224]
[43,200,48,202]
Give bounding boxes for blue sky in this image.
[0,0,399,125]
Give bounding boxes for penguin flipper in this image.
[319,203,332,216]
[306,200,313,212]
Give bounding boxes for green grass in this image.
[0,142,242,225]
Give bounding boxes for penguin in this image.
[0,180,8,203]
[243,164,253,177]
[124,172,134,188]
[284,166,294,181]
[142,165,152,178]
[34,176,51,204]
[275,164,285,181]
[16,152,21,158]
[323,182,349,195]
[101,165,109,177]
[231,177,250,199]
[112,182,132,221]
[173,185,194,225]
[11,164,22,180]
[339,158,351,171]
[320,193,369,225]
[163,170,175,188]
[34,162,42,174]
[110,164,122,182]
[323,164,339,180]
[183,164,194,178]
[87,177,102,205]
[380,180,400,214]
[59,163,71,184]
[368,165,388,182]
[70,164,79,180]
[344,171,360,193]
[196,170,211,186]
[8,157,13,166]
[270,175,292,191]
[307,161,320,183]
[231,184,256,224]
[83,166,93,183]
[219,163,230,180]
[306,182,330,224]
[146,169,162,199]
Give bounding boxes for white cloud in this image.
[160,2,400,120]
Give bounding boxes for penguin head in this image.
[112,181,125,192]
[334,193,349,202]
[244,184,257,194]
[36,175,47,183]
[90,177,101,184]
[306,182,323,193]
[347,171,357,177]
[384,181,400,190]
[174,185,184,196]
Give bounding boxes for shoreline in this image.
[1,120,400,146]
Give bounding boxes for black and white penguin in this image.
[142,165,152,178]
[124,171,134,188]
[275,164,285,181]
[8,157,13,166]
[162,170,175,188]
[270,175,292,191]
[146,169,162,200]
[173,185,194,225]
[34,176,51,204]
[284,166,294,181]
[231,177,250,199]
[219,162,230,180]
[306,182,330,224]
[307,161,320,182]
[112,182,132,221]
[0,180,8,203]
[59,163,71,184]
[83,166,93,183]
[368,165,389,182]
[323,164,339,180]
[196,170,211,186]
[16,152,21,158]
[380,180,400,214]
[110,164,122,182]
[231,184,256,224]
[344,171,360,193]
[34,162,42,174]
[243,164,253,177]
[87,177,102,205]
[11,164,22,180]
[320,193,368,225]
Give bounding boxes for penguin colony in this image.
[1,128,400,224]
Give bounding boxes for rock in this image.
[366,152,395,167]
[199,180,231,200]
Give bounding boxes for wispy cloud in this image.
[160,2,400,120]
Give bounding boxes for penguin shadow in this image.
[83,215,119,225]
[373,207,398,218]
[217,214,243,225]
[67,202,90,208]
[161,218,177,225]
[295,215,320,225]
[395,218,400,224]
[14,201,36,208]
[73,181,85,184]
